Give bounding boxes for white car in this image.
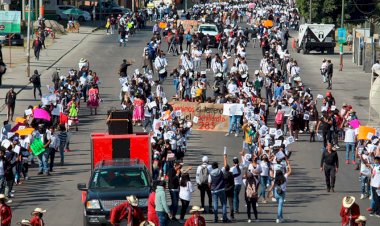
[56,5,91,22]
[197,23,220,47]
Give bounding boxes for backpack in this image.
[275,111,284,125]
[199,166,209,185]
[246,179,258,198]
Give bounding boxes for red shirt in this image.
[110,202,132,225]
[184,215,206,226]
[0,204,12,226]
[147,192,159,226]
[30,215,44,226]
[340,203,360,226]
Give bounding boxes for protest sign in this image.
[172,101,229,131]
[287,136,295,144]
[269,128,276,136]
[358,126,376,140]
[25,109,33,116]
[30,138,45,156]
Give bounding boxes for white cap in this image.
[202,156,209,163]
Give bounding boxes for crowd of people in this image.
[1,56,102,224]
[110,0,380,225]
[0,0,379,225]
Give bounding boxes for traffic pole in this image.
[26,0,31,77]
[339,0,344,71]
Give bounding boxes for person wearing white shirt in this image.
[369,156,380,216]
[193,48,202,71]
[258,155,270,202]
[195,156,213,212]
[229,157,243,214]
[182,53,194,71]
[204,47,212,70]
[179,173,194,221]
[154,52,168,82]
[48,126,60,172]
[344,125,356,165]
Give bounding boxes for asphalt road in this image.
[5,26,377,226]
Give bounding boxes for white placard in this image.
[317,94,324,99]
[14,145,21,154]
[303,114,310,120]
[153,119,163,133]
[7,132,14,139]
[68,120,72,126]
[284,84,290,90]
[287,136,295,144]
[274,140,282,147]
[317,133,323,141]
[119,77,128,86]
[52,104,62,116]
[175,110,182,117]
[283,140,289,146]
[254,114,260,121]
[193,116,199,124]
[18,126,26,130]
[148,101,157,109]
[275,150,286,160]
[269,128,276,135]
[25,109,33,116]
[1,140,11,149]
[331,106,336,111]
[283,106,291,117]
[260,125,268,131]
[367,132,374,140]
[275,129,283,138]
[224,146,227,155]
[321,106,327,112]
[288,97,294,104]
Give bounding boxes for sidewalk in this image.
[0,25,99,114]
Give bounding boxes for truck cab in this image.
[78,159,152,226]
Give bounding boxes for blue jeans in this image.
[233,184,242,212]
[169,190,179,217]
[156,211,167,226]
[228,115,237,134]
[0,175,5,194]
[360,175,370,195]
[38,149,50,173]
[59,144,65,165]
[260,176,270,198]
[274,188,285,220]
[212,190,227,221]
[345,142,356,161]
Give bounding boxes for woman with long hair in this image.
[245,171,259,222]
[179,172,194,223]
[268,159,292,223]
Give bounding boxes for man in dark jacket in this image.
[119,59,131,77]
[32,37,42,60]
[208,162,230,223]
[5,87,16,121]
[167,161,181,220]
[29,70,42,99]
[326,60,333,90]
[51,68,60,91]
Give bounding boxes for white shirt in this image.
[179,181,194,201]
[259,161,270,176]
[344,128,356,143]
[370,165,380,188]
[154,56,167,70]
[248,163,262,176]
[230,165,243,185]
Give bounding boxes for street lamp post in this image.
[26,0,31,77]
[339,0,344,71]
[309,0,312,23]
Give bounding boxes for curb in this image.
[0,26,100,113]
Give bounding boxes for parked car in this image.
[56,5,91,22]
[77,159,152,226]
[0,33,24,46]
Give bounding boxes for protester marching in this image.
[0,0,379,225]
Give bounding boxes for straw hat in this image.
[139,221,155,226]
[342,196,355,208]
[32,207,46,215]
[126,195,139,207]
[355,215,367,223]
[0,194,7,200]
[189,206,204,213]
[17,219,32,226]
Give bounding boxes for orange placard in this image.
[358,126,376,140]
[262,20,273,28]
[159,22,167,29]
